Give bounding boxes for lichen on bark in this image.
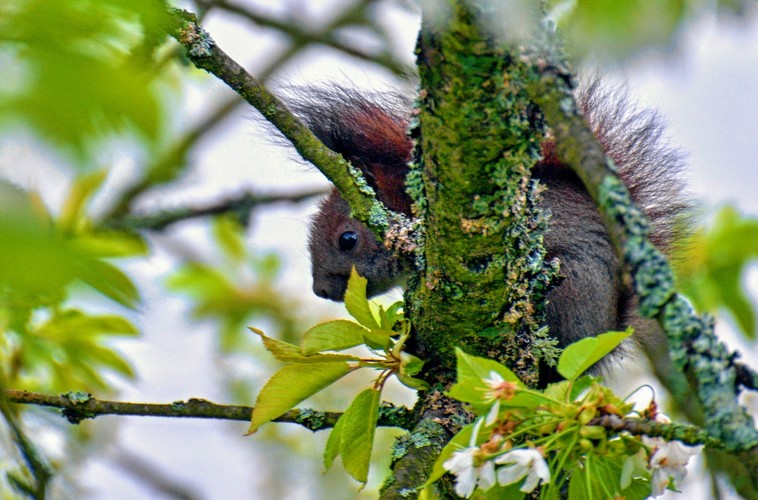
[406,1,558,386]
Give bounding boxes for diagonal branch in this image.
[527,68,758,451]
[166,9,388,235]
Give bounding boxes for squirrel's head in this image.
[298,88,414,301]
[308,189,408,301]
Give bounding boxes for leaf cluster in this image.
[426,330,692,499]
[0,0,171,163]
[677,206,758,339]
[0,174,144,393]
[250,269,424,485]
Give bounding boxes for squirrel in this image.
[294,81,690,361]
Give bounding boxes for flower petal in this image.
[485,399,500,426]
[497,463,528,486]
[479,461,496,491]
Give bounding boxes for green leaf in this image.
[42,310,138,337]
[481,483,529,499]
[74,231,148,258]
[678,206,758,339]
[250,327,360,363]
[59,170,107,231]
[82,344,134,378]
[339,388,381,484]
[361,328,393,350]
[301,320,368,355]
[551,0,686,60]
[567,455,651,500]
[249,362,353,433]
[395,373,430,391]
[543,375,599,402]
[557,329,632,381]
[324,405,348,470]
[0,184,139,308]
[77,258,140,309]
[400,352,425,377]
[379,301,404,330]
[0,0,170,162]
[345,267,379,330]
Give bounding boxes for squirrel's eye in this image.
[338,231,358,251]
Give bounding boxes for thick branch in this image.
[589,415,720,448]
[527,68,758,452]
[408,1,556,386]
[7,390,414,431]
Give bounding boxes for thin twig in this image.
[110,188,326,231]
[0,383,53,498]
[7,390,415,431]
[195,0,414,77]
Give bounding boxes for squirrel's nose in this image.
[312,279,346,302]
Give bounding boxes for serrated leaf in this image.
[324,406,348,470]
[557,329,632,381]
[249,362,353,433]
[362,328,393,350]
[379,301,404,330]
[339,388,381,484]
[250,327,360,363]
[345,268,379,329]
[301,320,368,355]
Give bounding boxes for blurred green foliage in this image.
[166,215,299,354]
[547,0,752,60]
[0,0,171,163]
[678,206,758,340]
[0,178,145,393]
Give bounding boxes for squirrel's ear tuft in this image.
[283,85,414,215]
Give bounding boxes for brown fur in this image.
[293,82,690,367]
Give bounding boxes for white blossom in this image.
[495,448,551,493]
[643,437,703,497]
[443,418,497,497]
[483,371,505,398]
